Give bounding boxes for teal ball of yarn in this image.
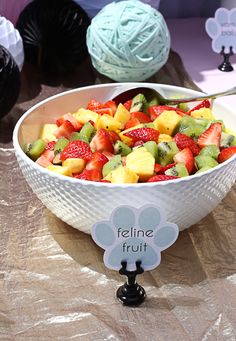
[86,0,171,82]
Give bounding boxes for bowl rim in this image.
[13,82,236,188]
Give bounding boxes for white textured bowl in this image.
[13,83,236,233]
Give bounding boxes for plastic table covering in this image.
[1,28,236,341]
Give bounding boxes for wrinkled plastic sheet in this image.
[1,51,236,340]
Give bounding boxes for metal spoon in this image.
[112,86,236,105]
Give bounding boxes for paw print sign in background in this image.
[205,8,236,53]
[91,205,179,271]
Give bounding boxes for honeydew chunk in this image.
[105,166,139,183]
[190,108,215,120]
[153,110,181,135]
[40,124,58,142]
[73,108,99,126]
[47,165,72,176]
[62,158,85,173]
[96,114,122,131]
[113,103,131,129]
[126,147,155,181]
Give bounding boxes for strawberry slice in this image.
[124,118,141,129]
[187,99,211,114]
[42,149,55,162]
[90,128,114,153]
[60,140,92,161]
[133,140,144,147]
[56,113,82,130]
[100,179,111,183]
[148,174,179,182]
[45,141,56,150]
[123,99,132,111]
[87,99,104,111]
[103,100,117,115]
[95,108,113,116]
[154,163,162,173]
[86,152,108,171]
[123,127,159,142]
[155,162,176,174]
[130,111,151,123]
[197,122,222,148]
[174,132,200,156]
[54,120,76,139]
[148,105,185,120]
[102,151,115,161]
[173,147,194,174]
[74,169,101,182]
[36,154,52,168]
[108,131,120,144]
[218,146,236,163]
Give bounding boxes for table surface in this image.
[1,18,236,341]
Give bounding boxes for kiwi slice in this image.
[70,132,81,141]
[195,155,218,170]
[143,141,158,161]
[130,93,147,113]
[54,137,69,155]
[143,96,159,114]
[157,141,179,166]
[143,122,155,129]
[114,141,132,156]
[177,102,189,112]
[179,123,206,139]
[178,115,206,138]
[231,136,236,146]
[79,122,95,142]
[102,155,122,178]
[26,139,46,161]
[165,163,189,177]
[220,132,235,148]
[199,145,220,159]
[193,118,211,127]
[195,165,213,174]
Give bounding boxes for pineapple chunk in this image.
[126,147,155,181]
[190,108,215,120]
[153,110,181,136]
[119,124,144,146]
[105,166,139,183]
[96,114,122,131]
[158,134,173,143]
[47,165,72,176]
[73,108,100,126]
[62,158,85,173]
[114,103,131,129]
[40,124,58,142]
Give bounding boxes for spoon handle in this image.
[164,86,236,105]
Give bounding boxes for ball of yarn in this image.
[16,0,91,75]
[86,0,170,82]
[0,44,21,118]
[0,15,24,70]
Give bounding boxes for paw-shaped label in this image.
[205,8,236,53]
[91,205,179,271]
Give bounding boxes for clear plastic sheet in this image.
[1,51,236,340]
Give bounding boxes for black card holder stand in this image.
[218,46,234,72]
[116,260,146,306]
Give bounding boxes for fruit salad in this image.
[23,93,236,183]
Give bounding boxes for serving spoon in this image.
[112,86,236,106]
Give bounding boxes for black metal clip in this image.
[218,46,234,72]
[116,260,146,306]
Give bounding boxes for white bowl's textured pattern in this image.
[15,150,236,233]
